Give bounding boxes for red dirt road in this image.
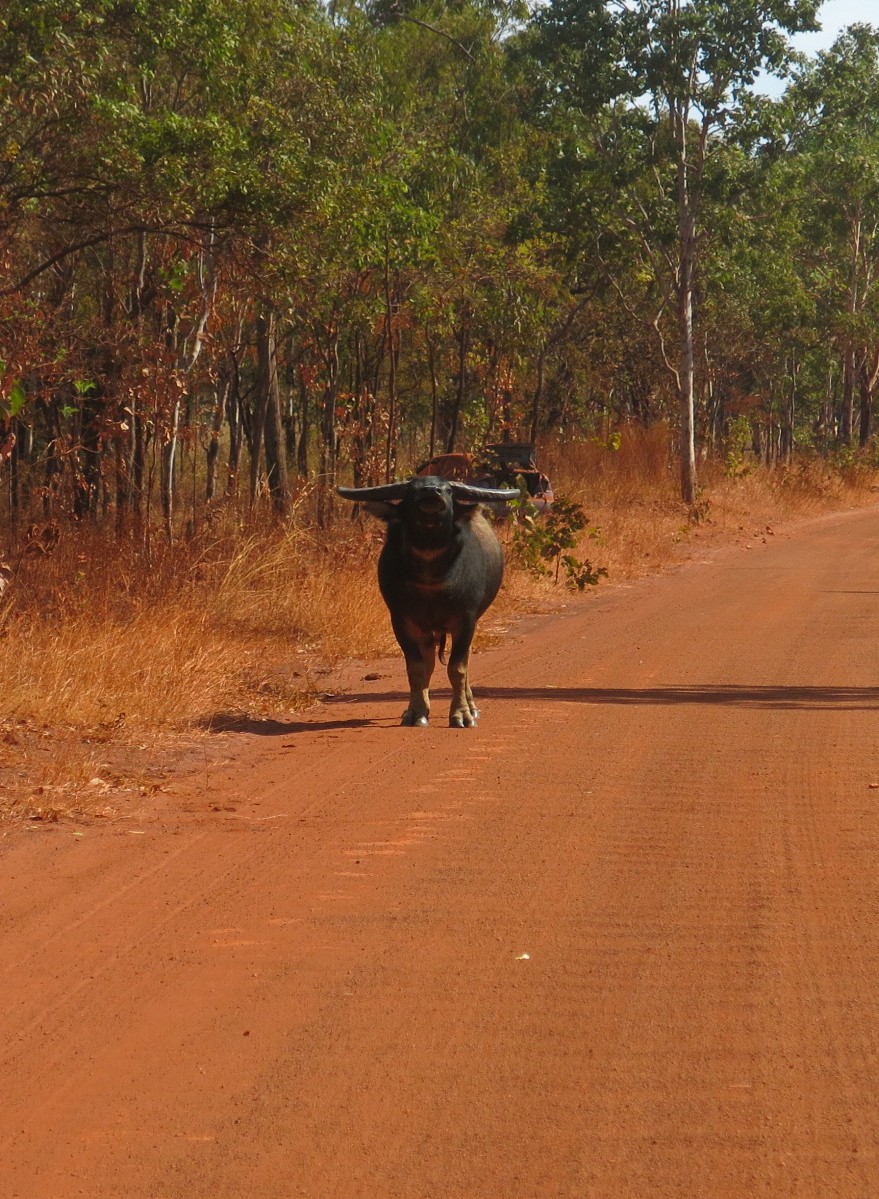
[5,505,879,1197]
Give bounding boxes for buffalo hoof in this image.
[449,712,477,728]
[401,711,429,727]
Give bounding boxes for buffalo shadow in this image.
[204,714,376,735]
[205,684,879,736]
[334,683,879,712]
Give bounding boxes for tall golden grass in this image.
[1,523,392,726]
[542,426,879,580]
[0,519,398,818]
[1,427,877,820]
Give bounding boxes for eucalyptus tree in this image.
[698,149,819,461]
[361,0,569,456]
[0,1,120,514]
[0,0,383,530]
[225,3,381,516]
[779,24,879,446]
[526,0,819,503]
[1,0,255,524]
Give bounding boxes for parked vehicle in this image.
[415,443,553,513]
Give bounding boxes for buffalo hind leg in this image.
[447,625,478,728]
[396,628,436,727]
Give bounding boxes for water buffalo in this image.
[337,475,517,727]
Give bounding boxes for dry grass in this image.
[541,427,879,581]
[2,428,878,823]
[0,519,394,821]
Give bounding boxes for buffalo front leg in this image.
[394,625,436,727]
[447,625,478,728]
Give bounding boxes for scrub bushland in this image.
[1,429,876,821]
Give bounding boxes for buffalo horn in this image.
[449,480,520,503]
[337,480,519,504]
[337,483,411,502]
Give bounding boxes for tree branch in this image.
[1,222,210,296]
[389,5,475,61]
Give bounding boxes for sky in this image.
[753,0,877,93]
[792,0,877,55]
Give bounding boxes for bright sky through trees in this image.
[755,0,877,92]
[797,0,876,51]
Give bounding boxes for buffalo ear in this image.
[363,499,401,522]
[452,499,480,521]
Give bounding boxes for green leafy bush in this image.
[507,483,607,591]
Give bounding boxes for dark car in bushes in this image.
[415,443,553,514]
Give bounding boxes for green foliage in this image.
[724,415,753,477]
[1,381,26,419]
[1,0,878,538]
[508,483,607,591]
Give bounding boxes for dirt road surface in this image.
[5,505,879,1197]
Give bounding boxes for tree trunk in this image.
[780,353,796,465]
[840,217,862,446]
[840,346,855,446]
[256,311,290,516]
[858,344,879,448]
[205,377,229,503]
[446,317,469,454]
[428,337,439,459]
[383,243,399,483]
[75,392,102,521]
[676,240,697,503]
[529,345,546,445]
[674,98,697,506]
[9,419,20,523]
[161,397,181,540]
[226,364,243,498]
[119,229,148,536]
[317,327,339,527]
[858,369,872,448]
[297,371,310,478]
